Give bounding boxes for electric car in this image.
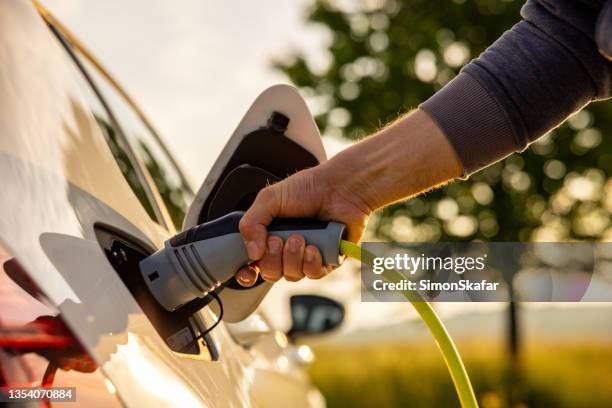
[0,1,344,406]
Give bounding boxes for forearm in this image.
[319,109,462,212]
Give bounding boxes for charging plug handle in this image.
[140,211,346,312]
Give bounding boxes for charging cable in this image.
[340,240,478,408]
[144,208,476,406]
[180,292,223,354]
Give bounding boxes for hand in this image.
[236,162,372,286]
[235,109,462,287]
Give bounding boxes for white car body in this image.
[0,1,328,407]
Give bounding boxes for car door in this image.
[72,32,330,408]
[4,2,328,407]
[85,60,331,407]
[1,2,255,407]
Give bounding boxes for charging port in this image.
[95,225,218,359]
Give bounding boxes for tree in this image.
[276,0,612,245]
[275,0,612,387]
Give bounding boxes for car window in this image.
[73,55,193,229]
[57,37,161,224]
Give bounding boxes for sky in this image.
[38,0,373,331]
[39,0,347,186]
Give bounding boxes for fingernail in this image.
[246,241,260,260]
[268,238,282,254]
[236,272,251,285]
[288,237,301,253]
[305,247,315,262]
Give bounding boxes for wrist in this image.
[316,148,378,214]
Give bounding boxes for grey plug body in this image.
[140,211,345,312]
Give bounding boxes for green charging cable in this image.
[340,240,478,408]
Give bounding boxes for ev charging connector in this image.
[140,211,346,312]
[139,211,477,407]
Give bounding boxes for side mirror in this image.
[287,295,344,340]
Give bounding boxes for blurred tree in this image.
[275,0,612,390]
[275,0,612,244]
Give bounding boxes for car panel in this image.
[0,1,255,406]
[2,1,326,407]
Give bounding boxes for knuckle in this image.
[261,253,279,266]
[260,254,282,276]
[238,217,252,233]
[283,262,304,281]
[258,186,275,202]
[259,264,279,278]
[261,272,281,282]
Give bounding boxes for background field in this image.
[309,340,612,408]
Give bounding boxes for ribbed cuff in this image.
[419,72,518,177]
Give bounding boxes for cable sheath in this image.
[340,240,478,408]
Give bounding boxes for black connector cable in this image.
[180,291,223,354]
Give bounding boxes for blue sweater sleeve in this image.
[420,0,612,176]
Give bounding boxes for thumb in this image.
[239,187,280,260]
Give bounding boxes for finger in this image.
[239,187,280,260]
[303,245,325,279]
[283,234,305,282]
[235,265,259,287]
[259,236,283,282]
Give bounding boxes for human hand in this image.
[235,109,462,287]
[236,162,372,286]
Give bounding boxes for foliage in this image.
[276,0,612,242]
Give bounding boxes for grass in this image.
[308,339,612,407]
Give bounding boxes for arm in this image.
[236,0,612,286]
[236,109,461,285]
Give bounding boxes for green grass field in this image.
[309,340,612,407]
